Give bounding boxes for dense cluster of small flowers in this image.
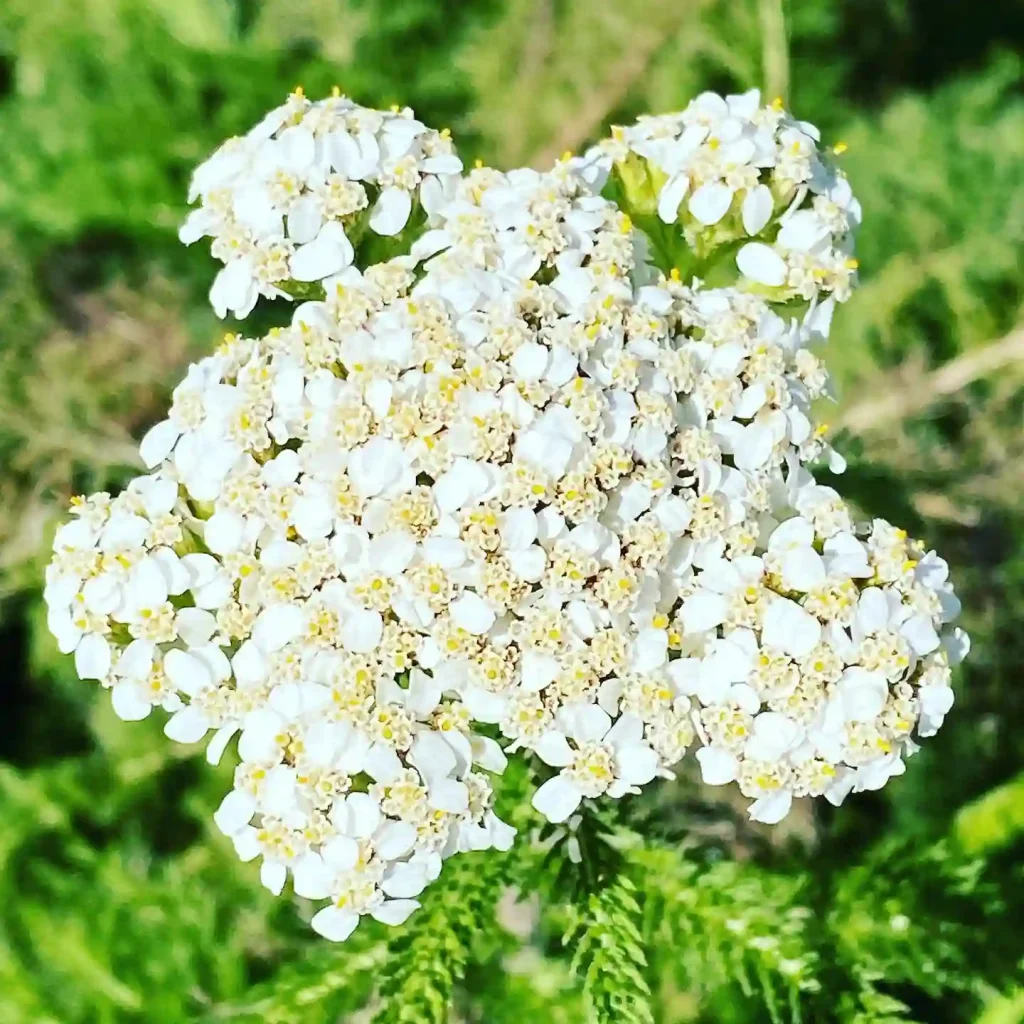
[44,466,515,942]
[676,470,968,823]
[180,88,462,318]
[578,88,861,309]
[44,90,969,939]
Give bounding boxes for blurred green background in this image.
[1,1,1023,1022]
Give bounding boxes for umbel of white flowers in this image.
[44,89,968,941]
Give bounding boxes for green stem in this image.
[759,0,790,103]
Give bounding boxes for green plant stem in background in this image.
[759,0,790,102]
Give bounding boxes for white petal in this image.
[944,627,971,665]
[450,592,495,636]
[287,195,323,244]
[423,153,462,175]
[533,731,574,768]
[617,743,659,786]
[325,130,360,175]
[746,712,801,762]
[375,821,418,860]
[164,705,209,744]
[471,735,508,774]
[681,591,728,634]
[381,863,428,899]
[409,732,457,783]
[405,669,442,717]
[777,210,828,252]
[411,228,451,260]
[696,746,738,785]
[349,438,406,498]
[260,860,287,896]
[139,420,180,468]
[231,641,267,687]
[175,608,218,647]
[462,687,508,724]
[363,743,403,784]
[341,608,383,653]
[837,667,888,722]
[292,854,334,900]
[290,222,355,282]
[311,906,360,943]
[520,650,560,692]
[253,603,305,652]
[741,184,774,235]
[237,710,281,762]
[429,778,469,813]
[369,187,413,236]
[606,712,644,748]
[917,685,954,737]
[232,827,261,862]
[344,793,384,838]
[370,899,420,926]
[531,776,583,823]
[509,342,549,382]
[748,789,793,824]
[781,547,826,591]
[322,835,361,871]
[567,704,611,743]
[762,598,821,657]
[658,173,690,223]
[737,242,788,287]
[84,570,128,617]
[116,638,154,680]
[688,182,733,225]
[631,628,667,672]
[213,790,256,835]
[206,724,238,766]
[505,546,546,582]
[901,615,940,656]
[204,512,244,556]
[75,633,111,680]
[111,683,152,722]
[209,258,257,320]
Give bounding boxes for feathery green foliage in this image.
[370,852,510,1024]
[571,876,655,1024]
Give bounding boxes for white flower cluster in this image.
[44,90,969,937]
[579,88,861,306]
[180,88,462,318]
[45,421,515,944]
[675,471,968,824]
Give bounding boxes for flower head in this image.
[677,473,967,824]
[46,91,970,930]
[181,90,463,318]
[582,89,861,316]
